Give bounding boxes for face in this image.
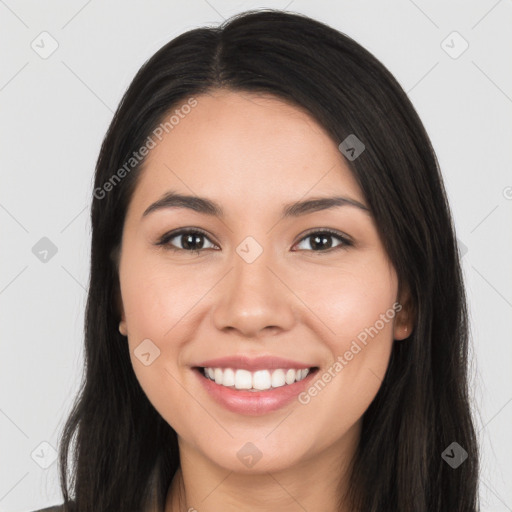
[117,90,411,475]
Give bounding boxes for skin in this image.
[117,90,414,512]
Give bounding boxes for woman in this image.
[34,9,479,512]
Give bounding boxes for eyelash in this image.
[155,227,353,255]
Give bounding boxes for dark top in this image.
[30,507,65,512]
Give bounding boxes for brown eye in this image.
[294,230,352,252]
[157,229,218,253]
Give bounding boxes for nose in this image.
[212,244,297,338]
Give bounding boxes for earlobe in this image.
[119,320,127,336]
[394,285,415,340]
[118,304,127,336]
[115,284,127,336]
[394,323,411,341]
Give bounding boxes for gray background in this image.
[1,1,511,510]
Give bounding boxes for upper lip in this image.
[194,355,317,371]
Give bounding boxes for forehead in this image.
[127,90,365,217]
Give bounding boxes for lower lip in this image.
[193,368,318,415]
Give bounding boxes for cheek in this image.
[289,254,398,343]
[120,249,210,338]
[119,253,221,428]
[288,257,398,429]
[121,271,194,433]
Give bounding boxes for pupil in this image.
[183,233,203,250]
[311,234,332,250]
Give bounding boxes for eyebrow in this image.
[142,190,371,219]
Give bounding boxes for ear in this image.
[111,245,128,336]
[115,284,128,336]
[393,283,415,340]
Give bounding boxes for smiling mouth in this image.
[194,366,320,392]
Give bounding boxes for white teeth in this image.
[285,369,296,385]
[222,368,235,387]
[235,369,252,390]
[253,370,271,390]
[202,367,311,390]
[271,369,286,388]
